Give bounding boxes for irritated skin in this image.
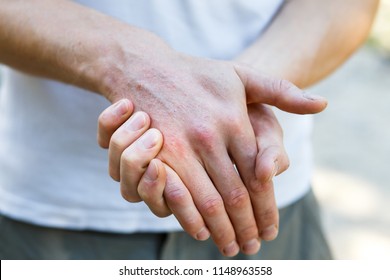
[0,0,379,257]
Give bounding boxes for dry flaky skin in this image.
[0,0,378,257]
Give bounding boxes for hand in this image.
[98,100,290,240]
[98,61,326,256]
[103,55,266,257]
[0,0,324,254]
[97,99,171,219]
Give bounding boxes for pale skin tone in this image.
[97,0,379,255]
[98,99,302,242]
[0,0,378,256]
[0,0,326,257]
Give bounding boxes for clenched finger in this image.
[97,99,133,148]
[120,128,163,202]
[109,111,150,181]
[138,158,171,217]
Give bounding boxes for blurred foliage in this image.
[368,0,390,55]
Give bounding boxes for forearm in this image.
[0,0,173,100]
[236,0,379,88]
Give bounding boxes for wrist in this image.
[86,28,176,103]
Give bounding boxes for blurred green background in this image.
[369,0,390,54]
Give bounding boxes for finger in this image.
[223,115,265,254]
[138,159,172,217]
[248,104,290,183]
[120,128,163,202]
[168,157,240,256]
[163,164,211,241]
[204,149,261,255]
[228,108,280,242]
[97,99,133,148]
[251,180,279,241]
[234,64,328,114]
[234,152,279,242]
[247,104,288,241]
[109,111,150,181]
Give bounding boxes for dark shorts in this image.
[0,189,332,260]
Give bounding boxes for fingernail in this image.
[261,225,278,241]
[113,100,128,117]
[242,238,261,255]
[223,241,240,257]
[302,93,326,102]
[125,112,146,131]
[140,129,159,149]
[195,227,210,241]
[144,161,159,182]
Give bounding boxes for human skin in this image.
[237,0,379,88]
[0,0,377,257]
[0,0,328,257]
[97,0,379,256]
[98,98,308,248]
[98,83,323,253]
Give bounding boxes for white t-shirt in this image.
[0,0,313,233]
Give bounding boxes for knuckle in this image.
[285,158,290,171]
[120,148,144,170]
[97,112,110,130]
[241,145,258,162]
[165,187,188,207]
[108,165,120,182]
[182,216,202,233]
[226,112,242,130]
[258,168,273,184]
[258,207,278,226]
[273,78,294,93]
[152,208,172,218]
[137,183,155,202]
[97,135,107,149]
[224,187,249,209]
[120,185,141,203]
[97,117,111,149]
[223,109,245,135]
[238,224,259,240]
[248,180,273,194]
[109,133,128,152]
[278,156,290,174]
[191,124,216,151]
[120,149,134,166]
[268,79,291,106]
[200,197,224,217]
[146,199,172,218]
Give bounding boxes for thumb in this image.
[234,64,327,114]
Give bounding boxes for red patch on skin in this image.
[159,135,192,164]
[136,84,143,91]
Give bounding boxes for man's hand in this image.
[102,51,326,257]
[98,100,290,243]
[98,61,327,256]
[97,99,172,219]
[0,0,328,257]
